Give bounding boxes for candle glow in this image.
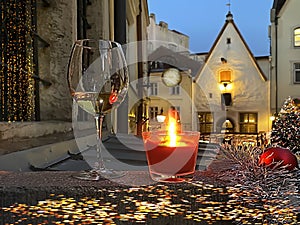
[167,118,178,147]
[143,129,200,182]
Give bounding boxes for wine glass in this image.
[67,39,128,180]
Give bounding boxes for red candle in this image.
[142,131,200,183]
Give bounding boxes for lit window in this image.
[294,28,300,47]
[221,119,234,133]
[149,83,158,95]
[239,113,257,133]
[293,63,300,84]
[198,112,214,133]
[219,70,232,83]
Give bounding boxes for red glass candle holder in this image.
[142,131,200,183]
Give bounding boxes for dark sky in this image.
[148,0,273,56]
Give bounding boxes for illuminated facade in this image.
[193,12,271,144]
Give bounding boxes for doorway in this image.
[217,118,235,133]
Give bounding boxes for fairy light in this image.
[0,0,36,121]
[25,1,36,120]
[271,96,300,152]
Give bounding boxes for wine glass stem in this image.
[94,114,105,170]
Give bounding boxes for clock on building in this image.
[161,68,182,87]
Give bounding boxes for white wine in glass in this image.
[73,92,113,115]
[67,39,129,180]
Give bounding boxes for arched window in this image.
[221,119,234,133]
[294,27,300,47]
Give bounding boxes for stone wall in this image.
[36,0,112,121]
[37,0,76,121]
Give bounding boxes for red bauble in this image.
[259,147,299,171]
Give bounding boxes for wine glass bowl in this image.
[67,39,128,180]
[68,39,128,115]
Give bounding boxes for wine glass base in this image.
[73,169,126,181]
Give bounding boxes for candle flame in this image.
[168,118,177,147]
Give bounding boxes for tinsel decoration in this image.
[220,145,300,224]
[270,96,300,153]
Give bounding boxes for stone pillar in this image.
[37,0,76,121]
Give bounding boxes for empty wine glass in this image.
[67,39,128,180]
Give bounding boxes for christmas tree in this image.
[270,96,300,153]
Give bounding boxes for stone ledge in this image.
[0,121,73,140]
[0,121,96,156]
[0,131,74,156]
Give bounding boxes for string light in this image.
[270,96,300,153]
[0,0,36,121]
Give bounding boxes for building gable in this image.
[193,12,270,130]
[195,14,267,83]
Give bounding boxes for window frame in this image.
[198,112,214,133]
[239,112,258,133]
[149,82,158,95]
[293,27,300,47]
[149,106,159,120]
[170,85,180,95]
[293,63,300,84]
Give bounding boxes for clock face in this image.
[161,68,182,87]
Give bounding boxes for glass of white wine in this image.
[67,39,128,180]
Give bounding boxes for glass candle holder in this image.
[142,131,200,183]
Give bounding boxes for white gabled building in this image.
[193,12,271,144]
